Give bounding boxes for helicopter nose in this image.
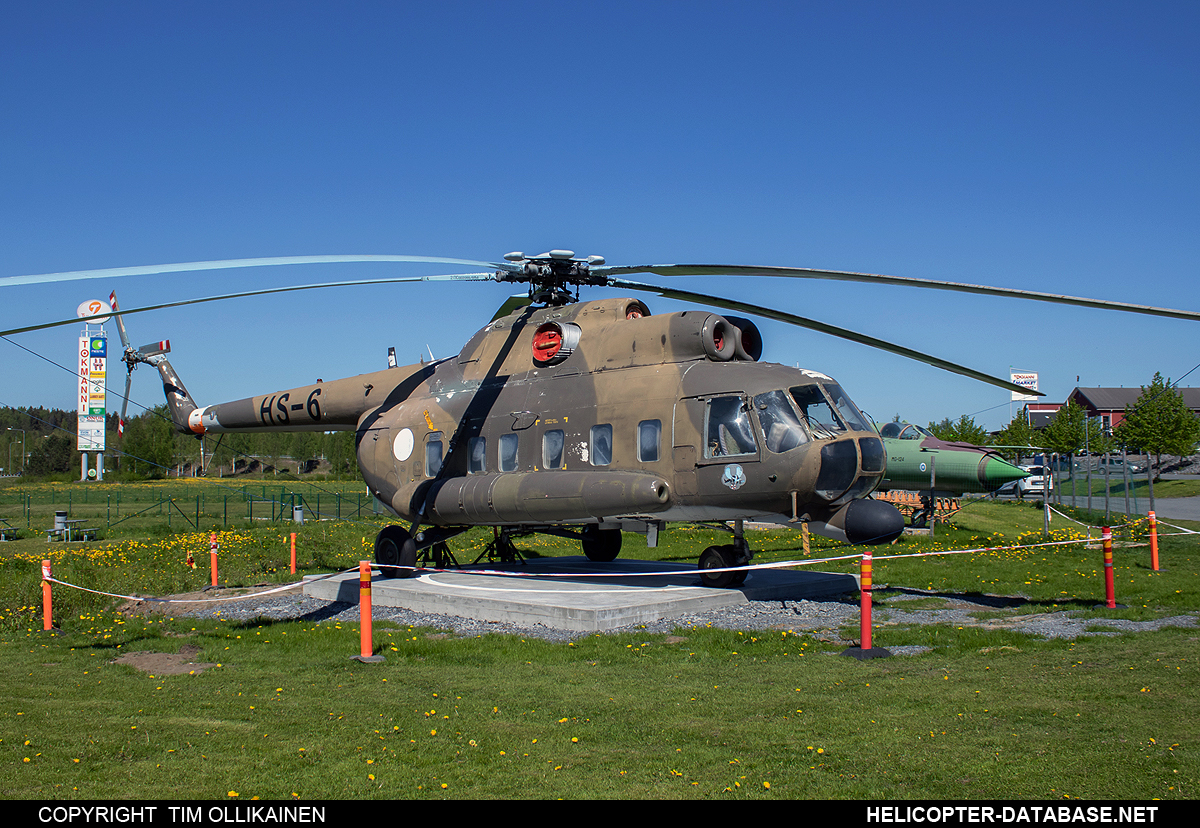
[813,439,858,500]
[809,436,885,502]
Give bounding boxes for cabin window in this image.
[755,390,809,453]
[499,433,519,472]
[425,434,444,477]
[638,419,662,462]
[468,437,486,474]
[789,385,845,438]
[590,424,613,466]
[543,430,565,469]
[704,397,757,458]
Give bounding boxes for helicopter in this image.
[6,250,1200,587]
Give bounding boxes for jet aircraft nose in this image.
[980,456,1030,489]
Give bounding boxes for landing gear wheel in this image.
[374,525,417,578]
[581,527,622,562]
[730,557,748,586]
[699,544,737,588]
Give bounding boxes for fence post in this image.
[290,532,297,574]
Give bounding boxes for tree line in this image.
[923,372,1200,478]
[0,405,361,480]
[6,371,1197,481]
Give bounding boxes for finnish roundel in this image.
[393,428,414,462]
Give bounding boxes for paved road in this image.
[1051,495,1200,522]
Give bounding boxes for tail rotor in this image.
[109,291,170,436]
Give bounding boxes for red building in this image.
[1066,387,1200,433]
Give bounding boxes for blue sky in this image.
[2,1,1197,431]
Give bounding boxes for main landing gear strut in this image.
[376,521,748,590]
[374,525,466,577]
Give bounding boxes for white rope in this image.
[45,567,356,604]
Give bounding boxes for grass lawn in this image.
[1,480,1197,799]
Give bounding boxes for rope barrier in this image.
[370,551,869,581]
[42,567,357,605]
[37,521,1192,650]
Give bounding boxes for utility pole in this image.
[7,428,26,475]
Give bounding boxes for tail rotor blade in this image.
[109,291,132,351]
[118,372,132,437]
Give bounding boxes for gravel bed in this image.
[157,585,1199,649]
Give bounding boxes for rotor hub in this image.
[494,251,608,305]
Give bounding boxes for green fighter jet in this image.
[876,422,1029,526]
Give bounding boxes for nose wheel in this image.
[699,545,738,587]
[698,520,751,588]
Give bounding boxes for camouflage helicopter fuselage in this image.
[156,297,904,573]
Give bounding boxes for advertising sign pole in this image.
[75,300,111,480]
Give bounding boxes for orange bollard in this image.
[1102,526,1116,609]
[860,549,873,650]
[290,532,297,574]
[210,532,219,587]
[356,561,383,663]
[841,549,889,659]
[1148,511,1159,571]
[42,560,52,631]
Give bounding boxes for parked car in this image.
[1090,457,1143,475]
[997,465,1054,498]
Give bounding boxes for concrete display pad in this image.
[303,556,859,633]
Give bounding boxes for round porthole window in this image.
[393,428,414,462]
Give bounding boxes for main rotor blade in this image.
[0,255,506,289]
[608,278,1041,396]
[596,264,1200,323]
[0,273,494,337]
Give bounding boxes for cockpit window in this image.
[822,384,872,432]
[705,396,758,458]
[754,390,809,453]
[789,385,845,438]
[881,421,932,440]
